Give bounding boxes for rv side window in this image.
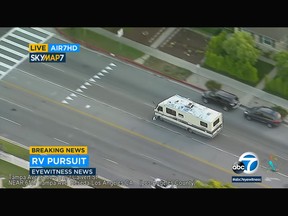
[166,108,176,116]
[157,106,163,112]
[178,113,184,118]
[213,118,220,127]
[200,121,208,128]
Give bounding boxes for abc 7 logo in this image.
[232,152,259,174]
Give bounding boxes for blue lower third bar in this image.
[30,168,96,176]
[232,176,262,183]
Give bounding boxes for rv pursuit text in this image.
[153,95,223,138]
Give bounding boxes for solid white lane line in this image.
[42,63,65,72]
[0,116,21,126]
[0,97,34,112]
[53,138,70,145]
[139,153,163,164]
[104,158,118,164]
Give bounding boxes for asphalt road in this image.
[1,36,288,188]
[0,74,280,188]
[0,28,12,37]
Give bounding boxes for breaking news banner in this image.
[28,43,80,63]
[29,146,96,176]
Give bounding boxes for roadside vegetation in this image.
[143,56,192,81]
[204,31,261,86]
[264,51,288,100]
[0,138,29,160]
[193,179,235,188]
[205,80,222,90]
[59,28,144,60]
[202,29,288,102]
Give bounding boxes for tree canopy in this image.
[274,51,288,79]
[204,30,260,84]
[222,31,260,65]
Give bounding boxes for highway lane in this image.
[0,70,287,188]
[1,36,288,187]
[15,37,288,175]
[0,80,246,188]
[0,93,195,188]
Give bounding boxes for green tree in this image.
[205,31,260,84]
[274,51,288,79]
[265,77,288,99]
[222,31,260,65]
[205,80,222,90]
[206,31,227,56]
[237,61,259,84]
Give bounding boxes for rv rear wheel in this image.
[187,128,193,133]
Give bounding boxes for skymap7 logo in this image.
[29,53,66,63]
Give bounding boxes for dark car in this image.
[244,106,282,128]
[202,90,240,111]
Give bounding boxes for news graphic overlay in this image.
[263,154,281,172]
[231,152,262,183]
[29,43,80,63]
[29,146,96,176]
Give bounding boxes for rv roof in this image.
[159,95,221,122]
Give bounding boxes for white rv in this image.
[153,95,223,138]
